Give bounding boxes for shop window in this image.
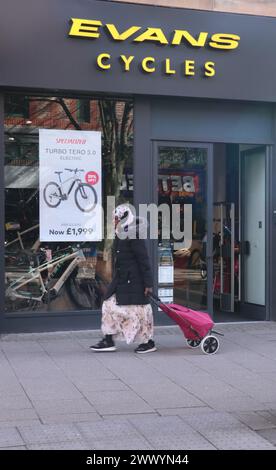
[4,95,29,118]
[78,99,91,123]
[4,95,133,314]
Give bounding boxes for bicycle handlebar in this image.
[65,168,85,174]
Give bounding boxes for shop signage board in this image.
[1,0,276,102]
[39,129,102,242]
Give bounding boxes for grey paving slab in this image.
[227,353,276,373]
[257,428,276,446]
[177,411,275,449]
[0,428,24,448]
[0,408,38,422]
[234,411,276,430]
[90,440,153,450]
[84,438,153,450]
[128,414,195,433]
[17,423,83,445]
[77,418,147,439]
[0,420,41,429]
[256,411,276,426]
[153,335,190,349]
[202,429,274,450]
[0,382,27,396]
[145,434,215,450]
[157,407,212,416]
[69,378,130,392]
[0,446,27,450]
[175,374,241,400]
[140,355,206,379]
[201,393,265,412]
[76,419,152,449]
[31,398,96,415]
[128,415,215,450]
[179,410,247,430]
[19,377,83,400]
[84,390,154,415]
[11,367,62,380]
[231,379,276,403]
[102,412,160,420]
[39,412,101,425]
[95,354,167,384]
[1,341,45,353]
[27,441,90,450]
[129,381,205,408]
[39,339,85,353]
[0,394,33,410]
[259,372,276,384]
[5,354,62,379]
[52,356,117,380]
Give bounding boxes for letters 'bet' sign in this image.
[68,18,241,78]
[1,0,276,101]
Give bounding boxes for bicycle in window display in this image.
[5,246,105,312]
[43,168,97,213]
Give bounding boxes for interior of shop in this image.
[158,143,266,322]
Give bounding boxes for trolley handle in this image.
[147,293,162,307]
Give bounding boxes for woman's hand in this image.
[144,287,153,296]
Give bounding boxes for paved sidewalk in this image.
[1,322,276,450]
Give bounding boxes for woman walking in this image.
[90,204,156,354]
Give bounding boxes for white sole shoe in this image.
[135,346,157,354]
[90,346,117,352]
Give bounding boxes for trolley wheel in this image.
[186,339,201,348]
[200,335,220,355]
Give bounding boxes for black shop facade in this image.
[1,0,276,333]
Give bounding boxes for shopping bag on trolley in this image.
[149,294,222,355]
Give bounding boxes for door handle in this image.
[242,240,250,255]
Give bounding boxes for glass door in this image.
[154,142,213,315]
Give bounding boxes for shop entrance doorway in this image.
[154,141,267,322]
[154,141,214,316]
[213,144,267,321]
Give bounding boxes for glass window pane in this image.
[4,94,133,314]
[158,145,208,311]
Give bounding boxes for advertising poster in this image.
[39,129,102,241]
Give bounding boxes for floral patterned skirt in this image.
[101,294,154,344]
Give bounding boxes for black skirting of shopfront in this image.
[1,0,276,333]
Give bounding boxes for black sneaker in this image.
[90,337,116,352]
[135,339,157,354]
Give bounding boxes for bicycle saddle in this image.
[54,171,63,175]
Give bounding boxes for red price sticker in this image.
[85,171,99,185]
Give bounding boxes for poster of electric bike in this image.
[39,129,102,241]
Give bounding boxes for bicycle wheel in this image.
[67,277,101,309]
[43,182,62,208]
[74,183,97,213]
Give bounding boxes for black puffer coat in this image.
[104,218,153,305]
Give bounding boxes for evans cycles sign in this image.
[39,130,102,242]
[1,0,276,101]
[68,18,240,78]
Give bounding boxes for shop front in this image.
[1,0,276,332]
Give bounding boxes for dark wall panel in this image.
[151,98,274,144]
